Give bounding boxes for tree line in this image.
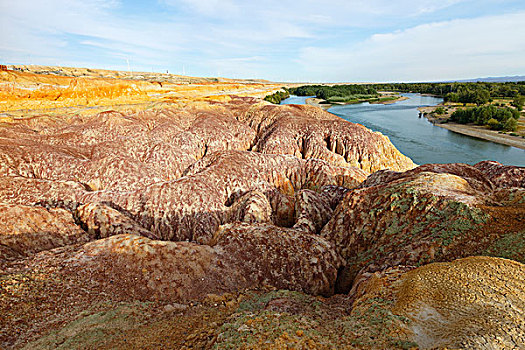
[264,82,525,111]
[288,85,378,103]
[264,90,290,104]
[365,82,525,105]
[450,105,520,131]
[285,82,525,105]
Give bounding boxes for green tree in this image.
[501,117,518,131]
[511,95,524,111]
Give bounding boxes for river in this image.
[281,93,525,166]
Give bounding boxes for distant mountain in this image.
[450,76,525,83]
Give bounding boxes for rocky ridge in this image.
[0,69,524,349]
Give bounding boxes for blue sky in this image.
[1,0,524,82]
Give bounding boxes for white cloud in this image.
[166,0,240,17]
[298,11,525,82]
[0,0,522,80]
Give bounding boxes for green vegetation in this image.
[433,106,446,115]
[483,230,524,263]
[288,81,525,106]
[511,94,524,111]
[215,290,416,349]
[341,297,417,349]
[450,105,520,131]
[263,89,290,104]
[347,187,491,274]
[366,81,525,103]
[288,84,379,104]
[22,302,154,349]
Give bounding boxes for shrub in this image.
[487,118,499,130]
[434,107,446,115]
[264,90,290,104]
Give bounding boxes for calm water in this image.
[280,95,314,105]
[281,93,525,166]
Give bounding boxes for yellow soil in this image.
[0,66,285,117]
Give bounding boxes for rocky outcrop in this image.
[321,162,525,293]
[231,101,415,172]
[292,185,350,234]
[349,256,525,350]
[0,203,91,260]
[14,226,341,302]
[393,256,525,349]
[0,176,85,206]
[76,150,365,244]
[74,202,157,239]
[474,160,525,188]
[213,223,342,296]
[0,98,411,190]
[0,96,412,249]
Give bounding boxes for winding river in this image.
[281,93,525,166]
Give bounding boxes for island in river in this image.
[305,91,409,110]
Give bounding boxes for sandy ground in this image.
[305,97,332,109]
[432,122,525,150]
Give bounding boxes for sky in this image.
[1,0,524,82]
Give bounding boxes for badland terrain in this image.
[0,65,524,349]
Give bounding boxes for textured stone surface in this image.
[293,189,334,234]
[78,150,366,244]
[348,256,525,350]
[213,223,342,296]
[6,226,341,303]
[0,203,91,260]
[394,256,525,349]
[474,160,525,188]
[74,202,157,239]
[234,100,416,173]
[0,176,84,206]
[322,162,525,293]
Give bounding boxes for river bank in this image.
[435,123,525,150]
[419,105,525,150]
[305,97,331,109]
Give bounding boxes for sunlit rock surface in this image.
[0,203,91,260]
[350,256,524,350]
[322,162,525,293]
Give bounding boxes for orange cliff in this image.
[0,65,286,116]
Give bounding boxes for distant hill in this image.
[450,76,525,83]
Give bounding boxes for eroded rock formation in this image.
[0,203,91,260]
[349,256,524,349]
[1,73,523,349]
[322,162,525,293]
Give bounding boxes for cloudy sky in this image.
[1,0,524,82]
